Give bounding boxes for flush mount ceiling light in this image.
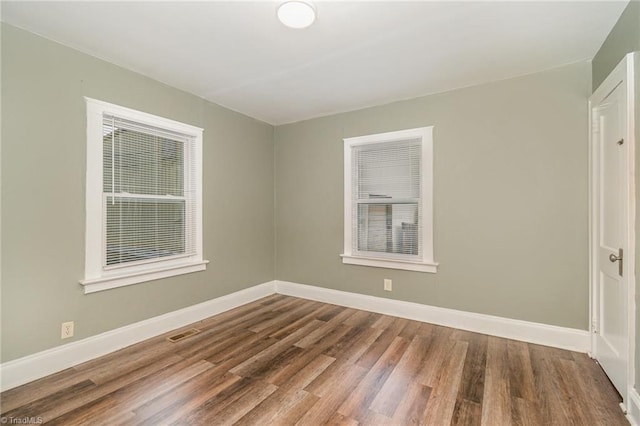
[277,1,316,29]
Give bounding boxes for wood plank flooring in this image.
[0,295,628,425]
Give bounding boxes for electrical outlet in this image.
[384,279,392,292]
[61,321,74,339]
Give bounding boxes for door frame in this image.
[589,51,636,410]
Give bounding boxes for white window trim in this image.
[341,126,437,273]
[81,97,208,294]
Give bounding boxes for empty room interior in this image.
[1,0,640,424]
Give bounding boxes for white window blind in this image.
[102,115,196,268]
[352,139,422,259]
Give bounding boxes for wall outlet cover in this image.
[384,279,392,291]
[61,321,74,339]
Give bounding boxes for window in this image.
[341,127,437,273]
[81,98,207,293]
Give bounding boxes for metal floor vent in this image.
[167,328,201,343]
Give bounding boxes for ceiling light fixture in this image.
[277,1,316,29]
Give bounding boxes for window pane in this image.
[105,197,186,266]
[103,124,184,196]
[354,139,421,200]
[356,203,419,255]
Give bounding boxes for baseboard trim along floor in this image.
[0,282,275,392]
[275,281,590,354]
[0,279,590,392]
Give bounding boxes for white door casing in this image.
[590,52,636,406]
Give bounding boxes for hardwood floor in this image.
[0,295,628,425]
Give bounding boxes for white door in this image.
[590,53,635,401]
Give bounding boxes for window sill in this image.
[80,260,209,294]
[340,254,438,273]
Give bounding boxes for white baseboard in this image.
[0,281,276,392]
[275,280,590,353]
[1,279,592,392]
[627,387,640,426]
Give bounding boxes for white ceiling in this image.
[1,1,630,125]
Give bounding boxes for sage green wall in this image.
[275,61,591,330]
[592,0,640,91]
[0,24,275,363]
